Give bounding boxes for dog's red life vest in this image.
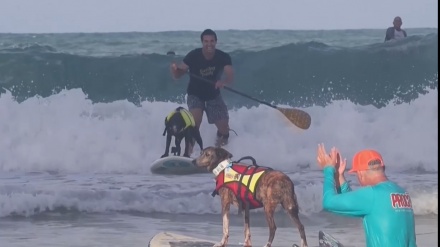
[213,163,271,210]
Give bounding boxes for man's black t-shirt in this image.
[183,48,232,101]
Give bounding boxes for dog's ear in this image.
[215,147,233,160]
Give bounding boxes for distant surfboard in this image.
[150,156,208,175]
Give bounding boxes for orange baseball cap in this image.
[349,149,384,173]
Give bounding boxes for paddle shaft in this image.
[189,73,277,109]
[183,71,311,130]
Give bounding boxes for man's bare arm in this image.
[170,62,189,80]
[222,65,234,85]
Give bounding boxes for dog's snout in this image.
[192,159,197,165]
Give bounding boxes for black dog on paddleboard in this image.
[161,107,203,158]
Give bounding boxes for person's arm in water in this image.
[384,27,394,42]
[323,166,373,217]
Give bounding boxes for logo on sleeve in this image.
[390,193,412,209]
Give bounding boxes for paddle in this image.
[189,73,311,130]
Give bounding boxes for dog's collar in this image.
[212,159,232,177]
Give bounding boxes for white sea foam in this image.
[0,88,437,217]
[0,88,437,173]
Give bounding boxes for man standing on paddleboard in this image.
[170,29,234,148]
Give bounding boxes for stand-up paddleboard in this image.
[148,231,308,247]
[319,230,344,247]
[150,156,208,175]
[148,232,242,247]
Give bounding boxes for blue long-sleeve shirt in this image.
[322,166,417,247]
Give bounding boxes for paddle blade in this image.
[276,107,311,130]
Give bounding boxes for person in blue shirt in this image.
[316,143,417,247]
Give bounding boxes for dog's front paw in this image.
[213,243,225,247]
[160,154,168,158]
[263,242,271,247]
[243,237,252,246]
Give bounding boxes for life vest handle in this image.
[235,156,258,166]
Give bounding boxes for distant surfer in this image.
[384,16,407,42]
[166,51,176,56]
[169,29,234,147]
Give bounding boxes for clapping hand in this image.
[336,152,347,175]
[316,143,339,169]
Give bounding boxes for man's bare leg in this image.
[215,119,229,147]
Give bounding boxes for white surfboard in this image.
[319,230,344,247]
[148,231,343,247]
[148,232,241,247]
[150,156,208,175]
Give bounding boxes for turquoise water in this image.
[0,29,437,107]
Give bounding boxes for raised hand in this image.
[170,63,178,79]
[336,153,347,175]
[317,143,338,169]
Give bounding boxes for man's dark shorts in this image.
[187,94,229,124]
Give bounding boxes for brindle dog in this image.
[193,146,308,247]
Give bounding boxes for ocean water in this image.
[0,28,438,247]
